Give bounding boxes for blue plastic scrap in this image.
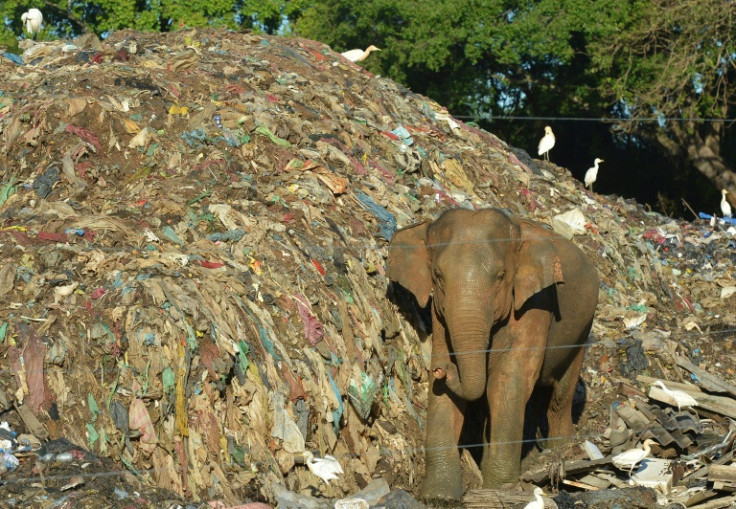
[1,53,24,65]
[354,190,397,241]
[327,370,344,432]
[391,126,414,146]
[699,212,736,225]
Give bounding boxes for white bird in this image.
[341,45,381,63]
[612,438,657,475]
[523,486,546,509]
[651,380,698,412]
[721,189,732,218]
[304,451,343,484]
[537,126,555,161]
[584,158,604,191]
[21,8,43,39]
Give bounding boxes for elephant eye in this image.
[496,270,506,280]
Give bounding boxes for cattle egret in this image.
[21,8,43,39]
[537,126,555,161]
[523,486,546,509]
[584,158,604,191]
[651,380,698,412]
[612,438,657,475]
[341,45,381,63]
[304,451,343,484]
[721,189,732,218]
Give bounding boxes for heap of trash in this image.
[1,27,736,508]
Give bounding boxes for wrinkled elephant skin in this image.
[387,208,598,500]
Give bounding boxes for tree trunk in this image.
[668,122,736,206]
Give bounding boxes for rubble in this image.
[1,26,736,508]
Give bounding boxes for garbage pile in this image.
[1,27,735,508]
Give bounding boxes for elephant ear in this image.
[513,222,564,310]
[387,220,432,307]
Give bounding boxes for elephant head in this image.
[387,208,564,401]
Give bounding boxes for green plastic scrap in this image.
[186,324,197,351]
[162,367,176,393]
[348,372,378,420]
[86,422,99,449]
[236,341,250,374]
[106,373,119,409]
[160,225,184,245]
[88,393,100,422]
[186,189,212,205]
[254,125,291,147]
[626,303,648,312]
[0,322,7,343]
[0,177,17,207]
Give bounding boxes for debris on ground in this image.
[1,27,736,508]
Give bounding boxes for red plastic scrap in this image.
[312,259,326,276]
[199,260,225,269]
[167,84,181,99]
[642,229,666,244]
[76,161,92,179]
[520,188,540,213]
[36,231,68,243]
[379,131,399,141]
[368,160,394,184]
[65,124,102,153]
[226,83,247,96]
[266,94,279,103]
[90,287,106,299]
[293,294,324,346]
[8,230,36,246]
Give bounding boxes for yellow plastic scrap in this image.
[248,256,263,276]
[168,104,189,116]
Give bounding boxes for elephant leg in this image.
[546,343,586,446]
[420,308,466,500]
[481,309,549,487]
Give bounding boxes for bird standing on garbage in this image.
[522,486,546,509]
[304,451,343,484]
[612,438,657,475]
[584,158,604,191]
[21,8,43,40]
[537,126,555,161]
[341,45,381,63]
[651,380,699,412]
[721,189,732,219]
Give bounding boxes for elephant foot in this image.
[419,478,463,502]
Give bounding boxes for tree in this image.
[591,0,736,198]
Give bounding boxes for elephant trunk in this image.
[443,314,491,401]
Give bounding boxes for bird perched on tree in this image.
[651,380,699,412]
[584,158,604,191]
[21,8,43,40]
[537,126,555,161]
[522,486,546,509]
[612,438,657,475]
[304,451,343,484]
[341,45,381,63]
[721,189,732,219]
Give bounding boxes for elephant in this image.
[387,208,599,500]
